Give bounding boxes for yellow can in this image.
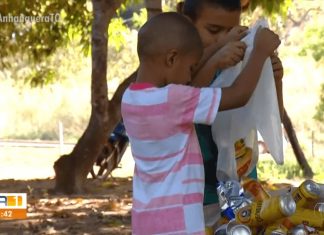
[234,139,253,177]
[292,180,320,208]
[236,194,296,227]
[285,208,324,229]
[205,226,214,235]
[242,176,271,201]
[236,205,253,224]
[309,230,324,235]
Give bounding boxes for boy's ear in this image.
[165,49,178,67]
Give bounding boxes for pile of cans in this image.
[208,179,324,235]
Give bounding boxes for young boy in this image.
[179,0,284,224]
[121,12,280,234]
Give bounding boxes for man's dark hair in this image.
[137,12,202,60]
[182,0,241,21]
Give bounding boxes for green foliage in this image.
[0,0,91,63]
[315,84,324,122]
[247,0,292,16]
[299,26,324,123]
[0,19,139,141]
[108,17,130,52]
[0,0,92,85]
[25,64,56,87]
[132,8,147,29]
[122,0,144,10]
[257,159,303,180]
[258,155,324,182]
[300,27,324,62]
[0,0,142,85]
[0,0,293,86]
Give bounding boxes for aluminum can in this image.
[214,220,251,235]
[317,203,324,213]
[236,205,253,224]
[264,223,288,235]
[217,183,236,220]
[292,180,320,207]
[285,208,324,229]
[289,225,308,235]
[217,181,248,219]
[224,180,242,197]
[306,202,324,213]
[242,176,271,201]
[309,231,324,235]
[236,194,296,226]
[319,183,324,198]
[221,207,235,220]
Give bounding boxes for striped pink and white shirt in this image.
[121,83,221,235]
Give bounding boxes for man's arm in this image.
[271,54,284,120]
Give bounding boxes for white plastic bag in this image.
[211,19,284,181]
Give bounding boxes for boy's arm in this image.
[191,43,220,83]
[191,41,246,88]
[219,28,281,111]
[191,26,248,88]
[271,54,284,120]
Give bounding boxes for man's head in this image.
[182,0,242,47]
[137,12,203,85]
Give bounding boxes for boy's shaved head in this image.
[137,12,202,61]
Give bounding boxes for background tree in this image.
[300,27,324,123]
[54,0,162,193]
[54,0,126,194]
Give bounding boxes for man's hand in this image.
[210,41,247,70]
[271,54,284,81]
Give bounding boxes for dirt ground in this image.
[0,177,132,235]
[0,146,300,235]
[0,178,297,235]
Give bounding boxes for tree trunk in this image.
[53,0,125,194]
[53,0,162,194]
[282,108,314,179]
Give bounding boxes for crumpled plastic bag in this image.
[211,19,284,181]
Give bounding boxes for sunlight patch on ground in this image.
[0,145,134,180]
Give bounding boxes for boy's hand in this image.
[211,41,247,69]
[254,28,281,58]
[217,26,249,48]
[226,26,249,42]
[271,54,284,81]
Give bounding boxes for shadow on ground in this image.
[0,177,132,235]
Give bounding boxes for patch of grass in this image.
[0,146,73,180]
[258,150,324,182]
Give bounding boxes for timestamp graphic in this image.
[0,193,27,220]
